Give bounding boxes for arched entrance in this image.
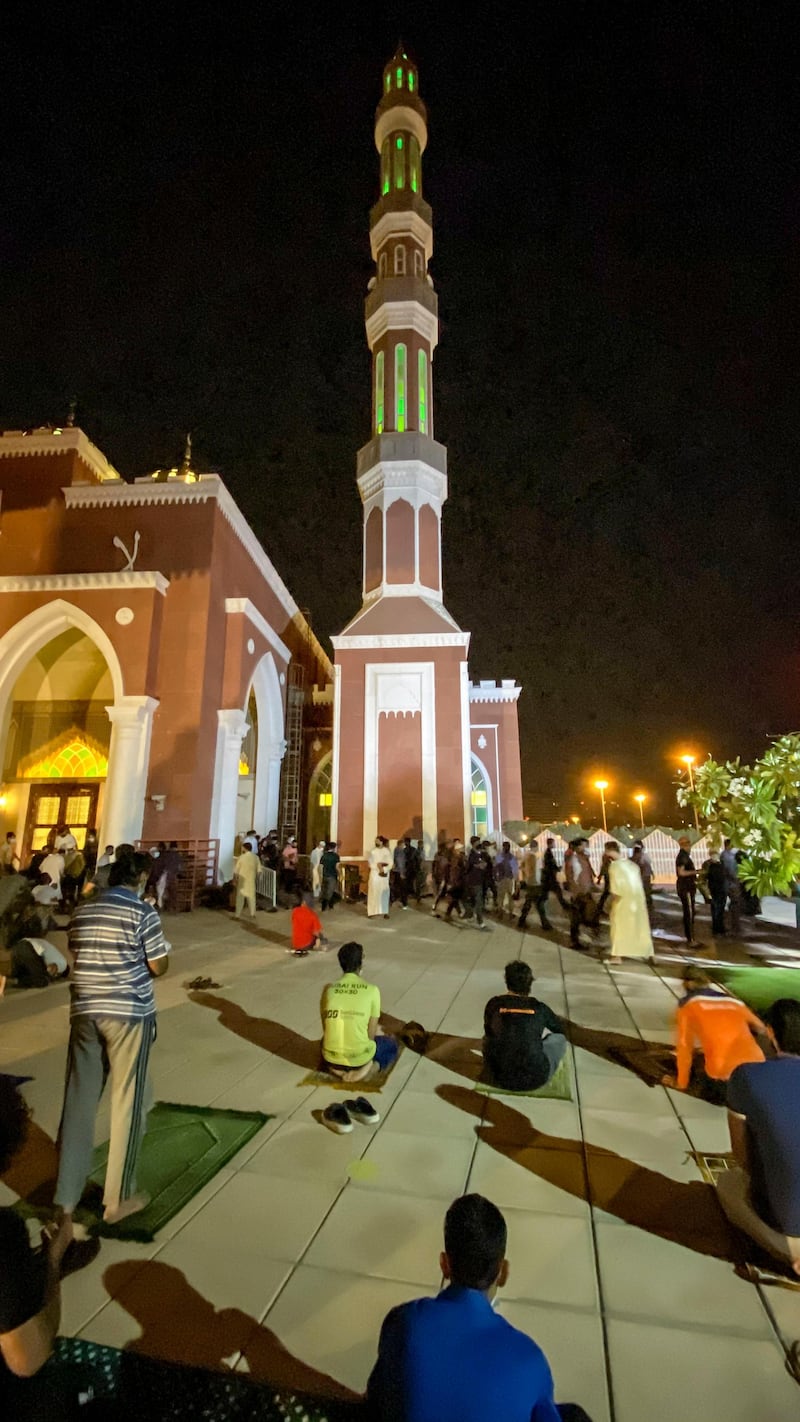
[307,751,332,849]
[209,651,285,880]
[470,753,493,840]
[0,600,156,854]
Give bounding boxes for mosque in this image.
[0,48,522,880]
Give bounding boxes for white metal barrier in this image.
[256,866,277,907]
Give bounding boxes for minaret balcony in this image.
[365,277,438,323]
[370,191,432,229]
[356,432,447,481]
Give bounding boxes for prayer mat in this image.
[299,1061,398,1093]
[17,1102,270,1242]
[48,1337,360,1421]
[474,1055,573,1102]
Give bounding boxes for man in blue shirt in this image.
[366,1194,592,1421]
[719,999,800,1275]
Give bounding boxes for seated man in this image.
[290,892,324,957]
[320,941,399,1104]
[662,966,768,1104]
[0,1077,74,1413]
[483,960,567,1091]
[366,1193,591,1422]
[718,999,800,1276]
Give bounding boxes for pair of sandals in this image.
[323,1097,379,1133]
[185,976,221,991]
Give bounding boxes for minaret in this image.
[357,44,449,604]
[331,48,473,858]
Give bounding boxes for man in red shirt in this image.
[290,893,324,957]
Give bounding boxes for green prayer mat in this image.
[47,1337,359,1421]
[474,1055,573,1101]
[18,1102,270,1242]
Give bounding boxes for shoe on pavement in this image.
[322,1103,353,1134]
[344,1097,380,1125]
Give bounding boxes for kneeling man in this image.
[483,960,567,1091]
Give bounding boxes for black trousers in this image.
[678,887,696,942]
[711,892,726,936]
[518,886,550,929]
[541,877,567,910]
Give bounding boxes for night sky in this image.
[3,2,798,823]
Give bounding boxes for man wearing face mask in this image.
[53,847,170,1243]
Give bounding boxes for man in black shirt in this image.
[676,836,699,945]
[0,1077,74,1412]
[483,960,567,1091]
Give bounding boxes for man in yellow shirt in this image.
[320,942,399,1132]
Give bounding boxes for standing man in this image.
[494,841,519,920]
[567,838,595,951]
[234,841,259,919]
[517,844,552,932]
[0,831,19,874]
[631,840,654,925]
[721,838,742,937]
[676,835,699,947]
[464,837,490,930]
[706,851,728,938]
[392,838,409,909]
[309,838,326,900]
[404,837,422,906]
[54,849,169,1231]
[319,841,340,911]
[540,838,566,914]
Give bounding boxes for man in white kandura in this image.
[606,842,653,963]
[367,836,393,919]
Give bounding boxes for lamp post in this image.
[681,755,700,831]
[594,780,609,834]
[634,793,646,828]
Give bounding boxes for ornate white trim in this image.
[313,683,334,705]
[375,105,428,154]
[330,664,342,842]
[224,597,291,666]
[0,427,121,483]
[333,630,470,651]
[64,474,332,677]
[365,300,438,352]
[0,571,169,595]
[469,681,521,704]
[357,459,447,505]
[370,209,433,263]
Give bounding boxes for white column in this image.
[208,709,250,881]
[264,737,286,836]
[102,695,159,849]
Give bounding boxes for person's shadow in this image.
[1,1115,60,1205]
[436,1083,744,1263]
[103,1259,363,1406]
[190,992,320,1071]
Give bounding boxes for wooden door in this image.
[24,782,100,860]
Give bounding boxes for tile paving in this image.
[1,894,798,1418]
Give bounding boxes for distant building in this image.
[0,427,331,878]
[331,48,523,856]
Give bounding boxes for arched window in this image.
[471,757,491,839]
[409,135,420,194]
[393,135,405,190]
[380,138,391,195]
[393,244,406,276]
[408,71,415,92]
[413,249,424,277]
[375,351,385,434]
[385,72,391,94]
[395,344,407,432]
[418,350,428,433]
[396,66,404,88]
[378,251,388,279]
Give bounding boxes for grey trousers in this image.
[55,1015,155,1212]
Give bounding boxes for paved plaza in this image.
[1,899,799,1420]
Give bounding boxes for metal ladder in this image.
[279,662,305,843]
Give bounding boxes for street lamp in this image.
[634,793,646,828]
[594,780,609,833]
[680,755,700,831]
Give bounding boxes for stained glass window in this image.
[381,137,390,195]
[410,135,420,193]
[393,135,405,189]
[408,71,415,92]
[396,66,403,88]
[395,344,407,432]
[65,795,91,825]
[375,351,385,434]
[471,758,490,837]
[418,350,428,433]
[318,792,332,808]
[22,735,108,779]
[385,72,391,93]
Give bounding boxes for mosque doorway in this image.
[2,626,113,862]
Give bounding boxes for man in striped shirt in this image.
[54,847,169,1231]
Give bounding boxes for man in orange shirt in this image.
[290,892,325,958]
[663,966,769,1103]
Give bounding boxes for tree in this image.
[679,734,800,897]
